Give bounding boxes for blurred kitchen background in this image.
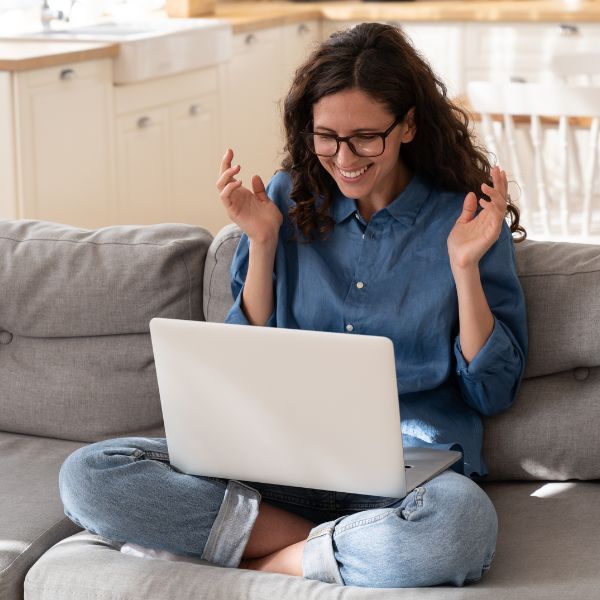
[0,0,599,241]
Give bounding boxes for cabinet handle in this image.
[510,76,527,83]
[189,103,203,116]
[298,23,310,35]
[60,68,75,81]
[558,23,579,36]
[137,116,151,129]
[245,33,257,45]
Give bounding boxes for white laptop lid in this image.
[150,318,459,498]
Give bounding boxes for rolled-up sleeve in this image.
[223,233,277,327]
[453,225,528,416]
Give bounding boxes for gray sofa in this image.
[1,218,599,600]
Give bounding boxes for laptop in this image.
[149,318,461,499]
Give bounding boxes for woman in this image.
[59,23,527,588]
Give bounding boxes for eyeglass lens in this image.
[309,133,385,157]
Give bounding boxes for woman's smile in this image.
[334,163,373,184]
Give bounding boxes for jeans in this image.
[59,437,497,588]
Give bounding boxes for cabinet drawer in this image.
[115,66,218,115]
[17,59,112,89]
[233,27,281,55]
[467,23,600,71]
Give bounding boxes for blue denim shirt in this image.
[225,170,528,478]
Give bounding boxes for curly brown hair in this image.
[281,22,525,242]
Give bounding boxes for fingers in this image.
[220,180,243,208]
[251,175,268,203]
[481,165,508,212]
[456,192,478,224]
[216,164,241,193]
[219,148,234,176]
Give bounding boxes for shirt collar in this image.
[331,173,433,226]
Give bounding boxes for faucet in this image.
[40,0,77,29]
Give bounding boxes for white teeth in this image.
[338,165,369,179]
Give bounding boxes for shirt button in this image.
[345,324,354,332]
[362,234,365,239]
[356,281,364,289]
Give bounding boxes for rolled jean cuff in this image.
[302,518,345,585]
[200,480,261,568]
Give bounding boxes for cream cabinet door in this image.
[13,60,116,228]
[114,67,221,230]
[0,72,17,220]
[221,27,285,183]
[115,106,170,225]
[170,92,228,233]
[281,20,322,93]
[396,23,464,97]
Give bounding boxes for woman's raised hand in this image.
[447,166,509,270]
[217,149,283,244]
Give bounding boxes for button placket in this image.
[343,217,380,334]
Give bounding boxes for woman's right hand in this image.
[217,149,283,244]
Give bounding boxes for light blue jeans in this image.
[59,437,497,588]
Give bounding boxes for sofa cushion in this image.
[0,432,84,600]
[0,220,212,441]
[23,481,600,599]
[515,239,600,379]
[483,366,600,480]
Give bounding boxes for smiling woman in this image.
[59,22,529,592]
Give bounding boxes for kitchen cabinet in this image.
[0,72,17,220]
[113,66,224,233]
[9,59,116,228]
[321,20,463,97]
[281,20,321,94]
[221,20,321,185]
[221,26,285,183]
[465,22,600,84]
[395,23,464,98]
[321,20,600,94]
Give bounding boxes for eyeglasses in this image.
[301,119,401,158]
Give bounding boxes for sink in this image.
[6,18,233,84]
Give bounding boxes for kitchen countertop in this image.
[0,40,118,71]
[2,1,600,71]
[217,1,600,31]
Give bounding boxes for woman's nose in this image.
[336,140,357,165]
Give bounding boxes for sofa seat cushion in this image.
[24,481,600,600]
[0,432,85,600]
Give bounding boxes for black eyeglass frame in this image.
[300,119,402,158]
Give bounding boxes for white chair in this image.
[467,81,600,243]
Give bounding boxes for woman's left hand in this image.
[447,165,508,270]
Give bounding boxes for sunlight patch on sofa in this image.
[530,482,577,498]
[0,539,27,554]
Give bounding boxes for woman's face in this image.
[311,88,416,207]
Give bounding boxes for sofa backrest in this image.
[204,225,600,481]
[0,220,212,442]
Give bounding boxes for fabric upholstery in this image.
[515,239,600,379]
[0,220,212,441]
[24,482,600,600]
[203,223,241,324]
[0,432,85,600]
[483,367,600,480]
